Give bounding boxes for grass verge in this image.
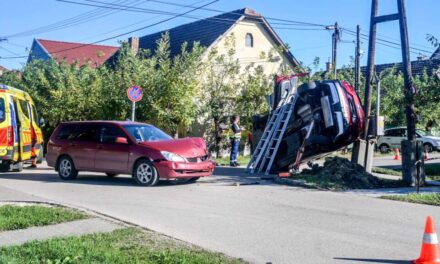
[215,155,250,166]
[372,167,401,176]
[381,193,440,206]
[290,173,406,191]
[0,228,245,264]
[373,164,440,180]
[0,205,88,231]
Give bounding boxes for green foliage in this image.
[0,34,205,139]
[237,65,272,125]
[0,33,293,149]
[0,228,244,264]
[0,205,87,231]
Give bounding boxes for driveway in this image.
[0,162,439,264]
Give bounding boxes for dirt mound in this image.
[300,156,388,189]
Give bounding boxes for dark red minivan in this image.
[46,121,215,186]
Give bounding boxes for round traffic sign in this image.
[127,85,143,102]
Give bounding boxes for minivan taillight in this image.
[7,126,14,146]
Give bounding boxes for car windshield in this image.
[416,129,432,137]
[123,124,172,142]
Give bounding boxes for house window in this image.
[245,33,254,47]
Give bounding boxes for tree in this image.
[199,34,241,156]
[236,65,272,126]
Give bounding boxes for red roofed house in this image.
[27,39,119,68]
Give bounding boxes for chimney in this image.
[417,54,427,61]
[128,37,139,55]
[326,61,333,72]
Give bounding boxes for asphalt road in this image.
[0,161,439,264]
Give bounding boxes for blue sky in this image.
[0,0,438,70]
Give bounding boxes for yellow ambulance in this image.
[0,84,44,171]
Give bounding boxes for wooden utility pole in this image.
[397,0,416,141]
[354,25,361,93]
[327,22,340,79]
[351,0,422,185]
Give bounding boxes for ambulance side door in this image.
[16,99,32,161]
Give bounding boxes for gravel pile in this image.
[301,156,385,189]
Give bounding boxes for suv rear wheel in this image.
[424,143,433,153]
[132,159,159,186]
[379,144,390,154]
[57,156,78,180]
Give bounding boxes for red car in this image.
[253,79,365,172]
[46,121,214,186]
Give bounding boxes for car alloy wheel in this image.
[379,144,389,154]
[57,156,78,180]
[133,159,159,186]
[424,143,433,153]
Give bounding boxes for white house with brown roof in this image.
[135,8,302,75]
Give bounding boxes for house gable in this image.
[210,16,298,74]
[431,47,440,60]
[137,8,300,71]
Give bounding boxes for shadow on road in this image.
[334,257,410,263]
[0,166,274,187]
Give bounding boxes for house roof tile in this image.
[138,8,299,68]
[37,39,119,68]
[360,59,440,77]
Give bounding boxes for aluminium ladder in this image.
[260,95,299,175]
[247,77,298,174]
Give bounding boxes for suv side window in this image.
[101,125,126,144]
[71,125,99,142]
[56,125,75,140]
[386,129,402,137]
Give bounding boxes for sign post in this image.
[127,85,143,121]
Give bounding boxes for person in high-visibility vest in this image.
[230,115,242,167]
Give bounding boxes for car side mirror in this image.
[115,137,128,144]
[39,117,45,127]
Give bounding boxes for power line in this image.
[77,0,209,41]
[58,0,328,30]
[0,0,219,60]
[3,0,146,39]
[0,46,21,57]
[77,0,431,57]
[341,27,433,54]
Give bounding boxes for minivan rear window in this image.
[56,125,75,140]
[0,98,5,123]
[71,125,99,142]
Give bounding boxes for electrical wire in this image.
[0,0,219,59]
[3,0,147,39]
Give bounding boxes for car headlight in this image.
[160,151,186,162]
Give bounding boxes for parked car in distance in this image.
[377,127,440,153]
[46,121,215,186]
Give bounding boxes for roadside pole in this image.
[326,22,340,79]
[131,101,136,121]
[354,25,361,94]
[127,85,143,122]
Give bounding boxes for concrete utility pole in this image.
[351,0,423,185]
[326,22,340,79]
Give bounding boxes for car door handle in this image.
[97,144,103,149]
[69,143,77,147]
